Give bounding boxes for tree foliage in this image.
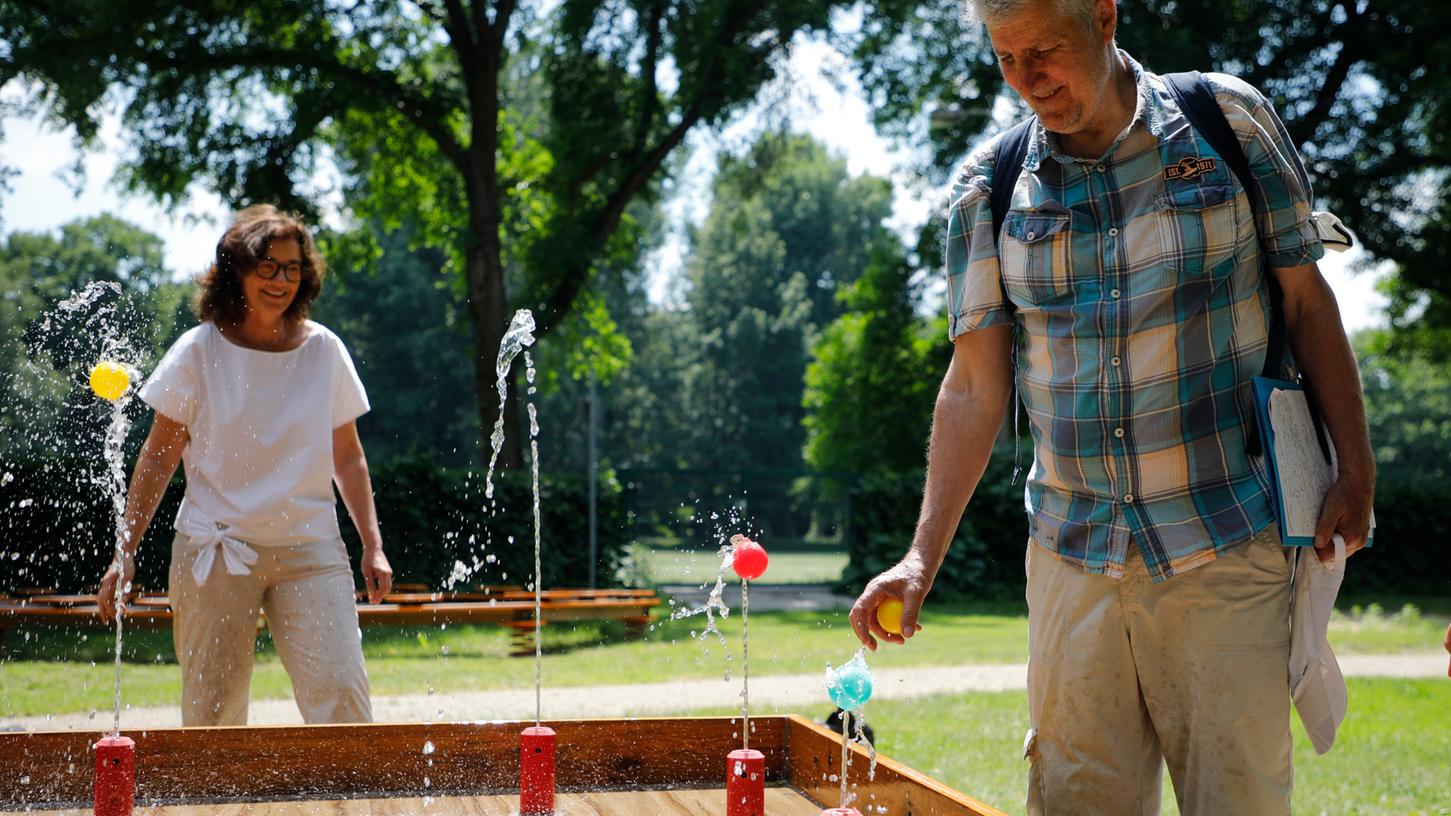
[683,132,897,474]
[0,0,868,465]
[1356,332,1451,485]
[802,241,945,484]
[0,216,187,459]
[310,225,482,466]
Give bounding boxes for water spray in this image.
[725,534,769,816]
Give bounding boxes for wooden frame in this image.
[0,716,1006,815]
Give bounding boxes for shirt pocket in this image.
[1153,182,1243,278]
[1000,210,1073,306]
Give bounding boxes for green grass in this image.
[678,678,1451,816]
[1328,600,1451,655]
[632,540,849,585]
[2,599,1446,718]
[0,603,1025,716]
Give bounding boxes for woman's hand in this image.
[96,556,136,624]
[361,546,393,604]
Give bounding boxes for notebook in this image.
[1251,377,1375,547]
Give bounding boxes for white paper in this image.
[1268,388,1337,540]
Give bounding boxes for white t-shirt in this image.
[140,321,370,546]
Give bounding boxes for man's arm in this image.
[849,324,1014,649]
[1273,262,1375,561]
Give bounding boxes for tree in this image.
[0,215,188,458]
[682,133,897,470]
[0,0,868,467]
[1356,331,1451,485]
[802,241,945,486]
[309,225,481,466]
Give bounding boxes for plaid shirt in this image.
[945,53,1325,581]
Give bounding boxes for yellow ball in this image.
[89,361,131,402]
[876,598,905,635]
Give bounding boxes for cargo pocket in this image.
[1023,726,1048,815]
[1000,210,1073,306]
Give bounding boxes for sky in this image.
[0,43,1390,332]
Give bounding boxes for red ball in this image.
[730,536,769,580]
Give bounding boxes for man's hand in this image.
[361,547,393,604]
[1313,473,1374,564]
[849,555,934,651]
[96,556,136,624]
[844,328,1011,652]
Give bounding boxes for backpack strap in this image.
[985,116,1037,482]
[990,116,1039,257]
[1163,70,1290,457]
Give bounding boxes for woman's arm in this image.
[333,420,392,603]
[97,412,188,622]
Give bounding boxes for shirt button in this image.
[1123,493,1135,504]
[1111,356,1121,367]
[1108,227,1119,237]
[1114,427,1125,438]
[1096,164,1106,172]
[1111,288,1122,299]
[1027,231,1036,240]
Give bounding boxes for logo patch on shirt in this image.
[1164,156,1217,181]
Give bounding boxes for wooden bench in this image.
[0,587,661,657]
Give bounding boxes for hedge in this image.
[843,459,1451,599]
[0,456,628,595]
[842,456,1025,600]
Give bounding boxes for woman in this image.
[97,204,392,726]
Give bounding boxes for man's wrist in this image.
[1337,453,1376,487]
[903,541,944,576]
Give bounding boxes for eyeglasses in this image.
[253,257,304,283]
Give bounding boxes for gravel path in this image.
[6,653,1444,733]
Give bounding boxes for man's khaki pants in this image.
[1025,527,1293,816]
[168,534,373,726]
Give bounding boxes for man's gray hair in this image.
[965,0,1099,30]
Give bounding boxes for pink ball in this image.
[731,537,769,580]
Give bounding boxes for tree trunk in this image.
[460,18,524,473]
[465,215,523,471]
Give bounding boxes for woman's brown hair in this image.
[195,205,326,326]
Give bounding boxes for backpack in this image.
[987,70,1294,459]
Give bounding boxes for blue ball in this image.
[827,660,873,711]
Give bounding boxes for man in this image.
[848,0,1374,813]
